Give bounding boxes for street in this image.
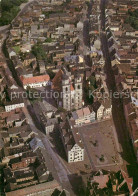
[100,0,138,190]
[12,0,37,23]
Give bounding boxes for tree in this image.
[46,69,55,79]
[125,9,138,30]
[45,38,53,43]
[0,0,27,26]
[32,44,46,61]
[88,75,97,88]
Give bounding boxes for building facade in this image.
[68,144,84,163]
[52,67,83,111]
[5,102,25,112]
[21,74,50,89]
[59,117,84,163]
[72,107,96,126]
[97,104,104,120]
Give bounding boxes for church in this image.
[52,67,83,111]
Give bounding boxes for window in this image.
[66,87,68,92]
[78,85,80,89]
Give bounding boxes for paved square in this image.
[78,119,123,170]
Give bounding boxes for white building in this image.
[68,144,84,163]
[21,74,50,89]
[5,86,25,112]
[97,104,104,120]
[40,112,58,134]
[77,21,83,30]
[8,48,16,59]
[92,99,112,121]
[60,118,84,163]
[110,25,120,32]
[104,106,112,119]
[5,102,24,112]
[102,99,112,119]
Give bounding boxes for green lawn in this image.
[13,46,20,53]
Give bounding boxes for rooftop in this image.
[20,74,50,85]
[6,180,61,196]
[72,107,92,120]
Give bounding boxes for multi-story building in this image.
[20,74,50,89]
[9,151,37,170]
[4,87,25,112]
[39,112,58,134]
[72,107,96,126]
[5,101,24,112]
[52,67,83,111]
[59,117,84,163]
[92,99,112,120]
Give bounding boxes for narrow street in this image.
[78,0,93,67]
[83,1,93,68]
[100,0,138,190]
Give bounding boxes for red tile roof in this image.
[52,69,63,91]
[70,84,74,91]
[21,75,50,85]
[93,175,109,189]
[121,170,133,195]
[76,109,83,118]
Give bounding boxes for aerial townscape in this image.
[0,0,138,195]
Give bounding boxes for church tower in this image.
[74,74,83,110]
[62,74,71,111]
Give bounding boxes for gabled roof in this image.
[29,137,44,152]
[21,74,50,85]
[52,69,63,91]
[101,99,112,109]
[60,118,84,150]
[21,151,37,159]
[72,107,92,120]
[70,84,74,91]
[36,162,48,177]
[121,170,133,195]
[92,101,102,112]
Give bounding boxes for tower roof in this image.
[52,69,63,91]
[62,74,69,80]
